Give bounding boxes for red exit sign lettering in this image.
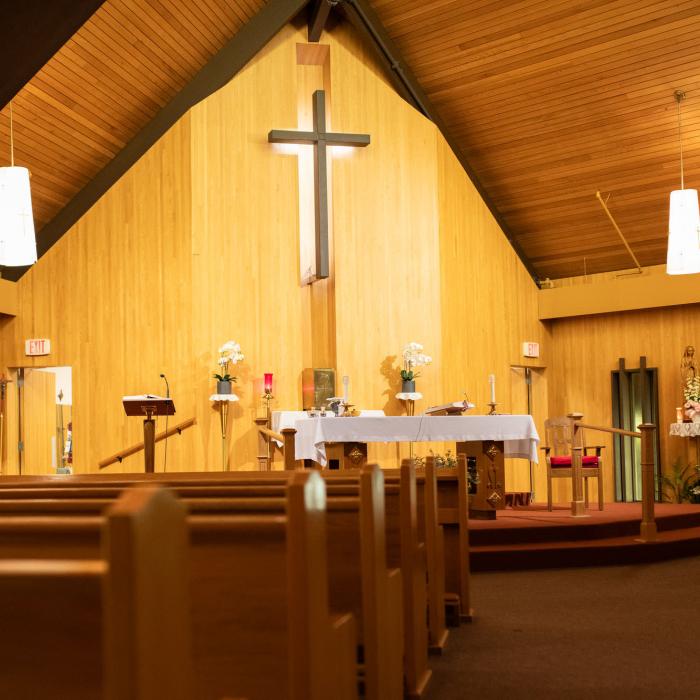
[25,339,51,356]
[522,341,540,358]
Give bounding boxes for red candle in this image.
[264,373,273,394]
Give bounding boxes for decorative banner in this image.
[522,341,540,358]
[25,338,50,356]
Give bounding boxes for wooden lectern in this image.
[123,395,175,473]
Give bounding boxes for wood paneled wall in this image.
[436,138,549,495]
[547,303,700,504]
[0,20,545,475]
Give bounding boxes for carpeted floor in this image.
[427,556,700,699]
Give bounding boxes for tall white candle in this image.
[343,375,349,403]
[489,374,496,403]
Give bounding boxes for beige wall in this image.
[0,21,545,477]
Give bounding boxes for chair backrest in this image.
[544,417,581,456]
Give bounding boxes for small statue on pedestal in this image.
[681,346,700,421]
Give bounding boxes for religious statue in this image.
[681,346,700,421]
[681,345,697,391]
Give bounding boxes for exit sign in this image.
[522,341,540,358]
[25,339,51,356]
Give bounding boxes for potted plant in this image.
[400,342,431,393]
[684,376,700,422]
[214,340,244,394]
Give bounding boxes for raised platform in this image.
[469,503,700,571]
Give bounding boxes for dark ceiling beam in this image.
[308,0,337,42]
[5,0,311,281]
[337,0,540,285]
[0,0,105,112]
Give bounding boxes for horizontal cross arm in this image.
[268,129,318,145]
[323,132,370,147]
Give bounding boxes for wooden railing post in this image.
[638,423,658,542]
[255,416,271,471]
[567,412,586,517]
[282,428,299,470]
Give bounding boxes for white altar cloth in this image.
[292,414,539,466]
[271,410,386,447]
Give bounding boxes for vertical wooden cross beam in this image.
[269,90,370,280]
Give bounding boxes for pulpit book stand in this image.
[123,395,175,473]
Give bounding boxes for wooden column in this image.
[456,454,472,621]
[638,423,658,542]
[255,416,272,471]
[567,412,585,517]
[282,428,298,470]
[143,412,156,474]
[456,440,505,519]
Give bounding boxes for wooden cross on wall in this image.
[268,90,370,280]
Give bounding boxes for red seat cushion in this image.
[550,455,599,468]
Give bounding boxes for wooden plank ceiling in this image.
[3,0,700,280]
[369,0,700,279]
[0,0,265,241]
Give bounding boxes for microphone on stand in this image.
[160,374,170,471]
[160,373,170,398]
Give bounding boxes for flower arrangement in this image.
[412,450,480,486]
[400,342,432,382]
[684,376,700,420]
[214,340,244,383]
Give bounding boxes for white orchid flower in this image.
[219,340,239,354]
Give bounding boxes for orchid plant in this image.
[213,340,244,383]
[684,376,700,419]
[400,341,432,382]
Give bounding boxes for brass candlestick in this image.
[487,402,498,415]
[263,391,274,420]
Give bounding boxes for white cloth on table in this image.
[292,414,539,466]
[271,410,386,447]
[670,421,700,437]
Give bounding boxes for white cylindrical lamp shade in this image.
[0,166,37,267]
[667,188,700,275]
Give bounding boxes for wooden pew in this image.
[0,465,435,697]
[0,473,356,700]
[323,462,451,652]
[0,485,193,700]
[0,470,401,700]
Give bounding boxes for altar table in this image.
[272,410,385,469]
[292,414,540,518]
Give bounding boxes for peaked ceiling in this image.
[2,0,699,281]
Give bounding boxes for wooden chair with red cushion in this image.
[542,416,605,511]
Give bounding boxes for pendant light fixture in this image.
[667,90,700,275]
[0,102,37,267]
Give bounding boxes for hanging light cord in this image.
[8,102,14,167]
[676,90,685,190]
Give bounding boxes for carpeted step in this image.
[469,505,700,546]
[470,524,700,571]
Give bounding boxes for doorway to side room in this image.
[4,367,73,475]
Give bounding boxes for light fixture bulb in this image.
[666,90,700,275]
[0,166,37,266]
[667,188,700,274]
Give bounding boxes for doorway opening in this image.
[11,366,72,475]
[611,356,661,501]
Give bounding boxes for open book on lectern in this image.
[122,395,176,417]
